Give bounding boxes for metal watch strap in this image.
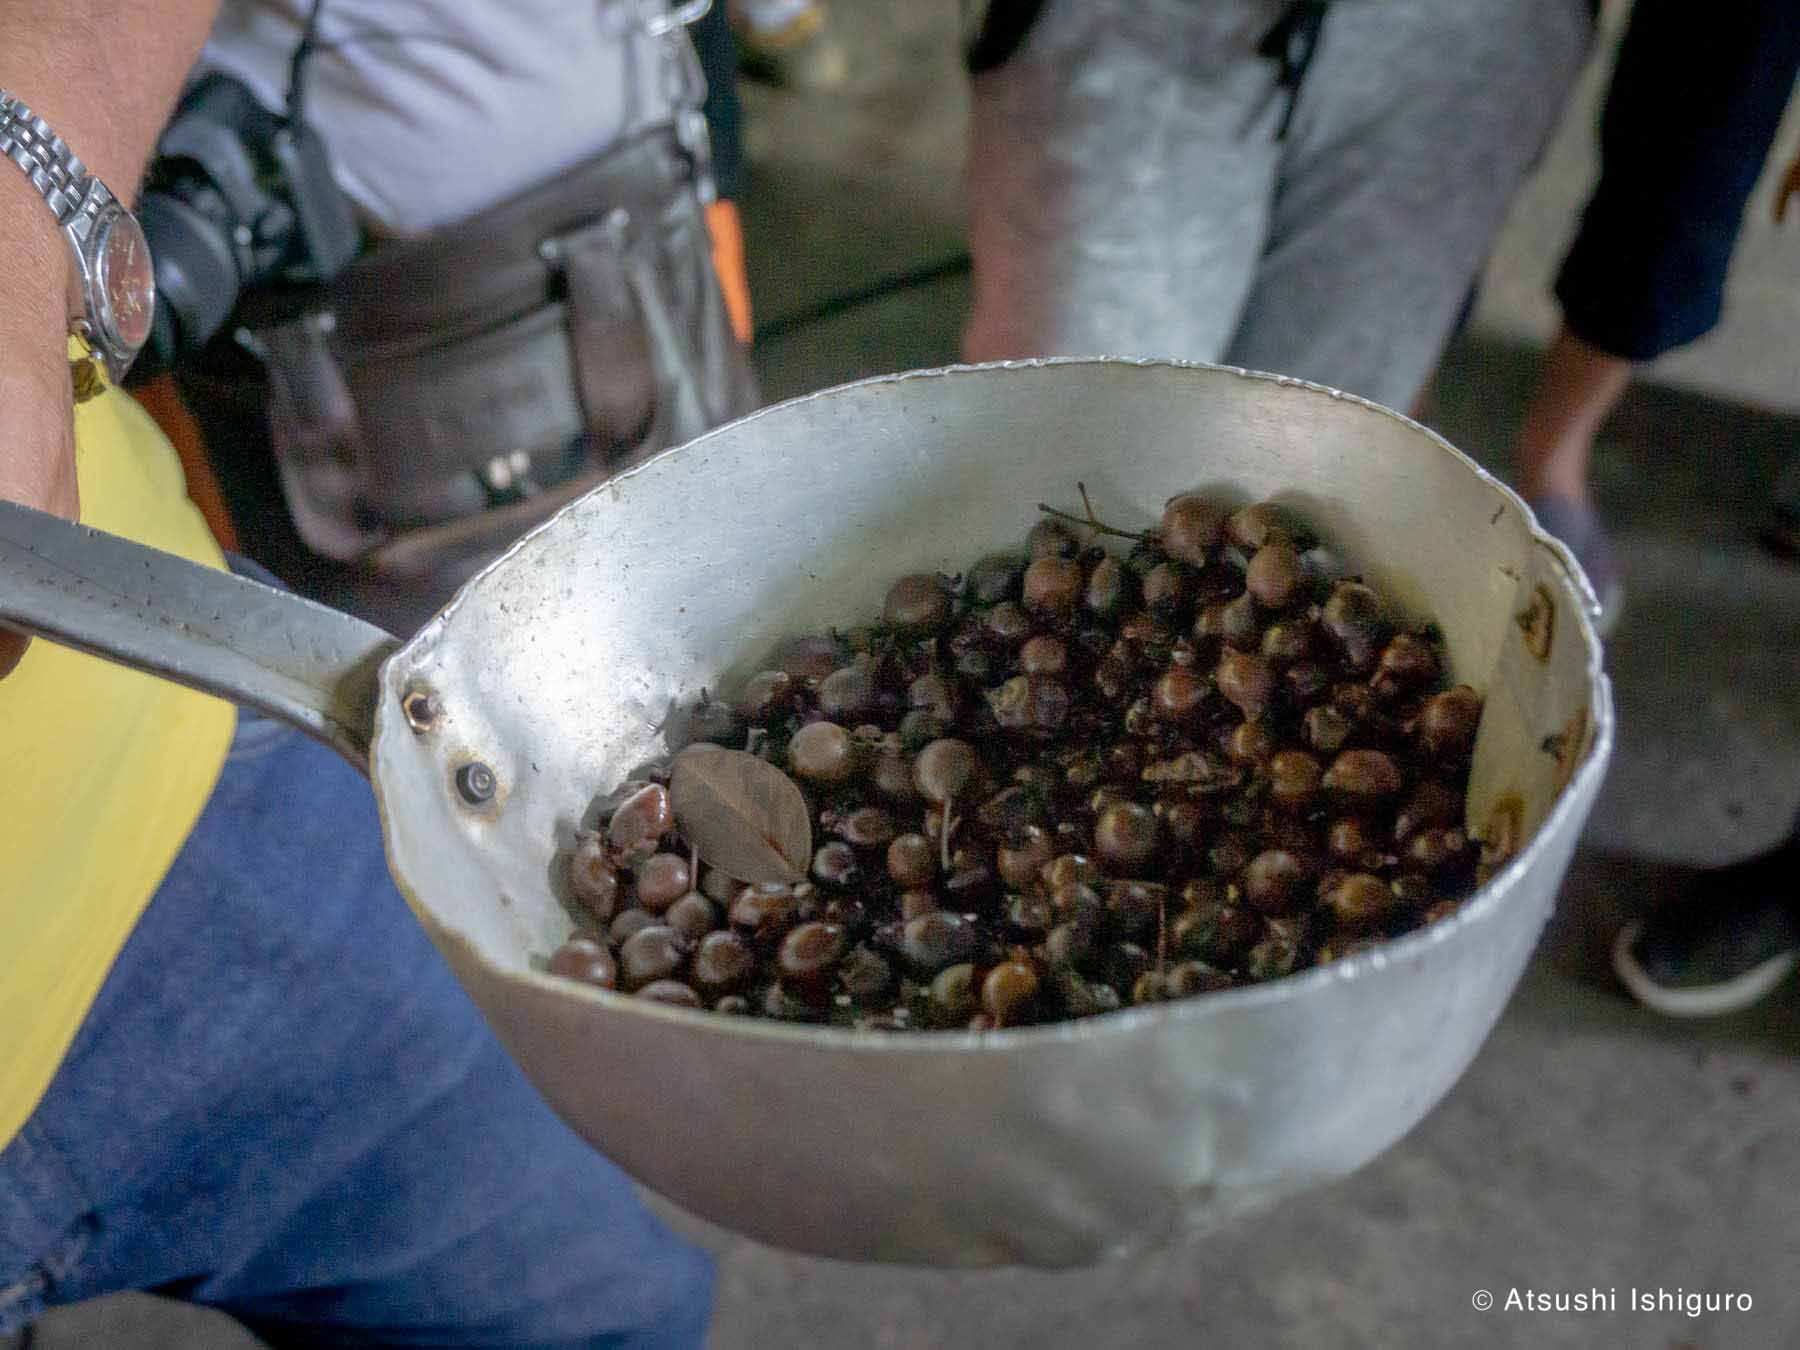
[0,92,94,225]
[0,89,137,397]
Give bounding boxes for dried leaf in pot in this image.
[669,745,812,885]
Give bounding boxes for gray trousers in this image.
[963,0,1593,413]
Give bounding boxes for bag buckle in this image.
[645,0,712,37]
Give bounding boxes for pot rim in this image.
[374,356,1616,1054]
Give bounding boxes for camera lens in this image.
[132,190,243,382]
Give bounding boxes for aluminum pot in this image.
[0,359,1612,1268]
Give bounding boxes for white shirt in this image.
[202,0,699,236]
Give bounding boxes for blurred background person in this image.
[1613,806,1800,1018]
[730,0,848,90]
[1512,1,1800,628]
[1504,1,1800,1017]
[961,0,1592,416]
[139,0,757,635]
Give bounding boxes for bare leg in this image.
[1516,325,1633,505]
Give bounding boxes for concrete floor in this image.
[19,3,1800,1348]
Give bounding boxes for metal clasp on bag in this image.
[677,107,716,205]
[644,0,718,203]
[644,0,712,36]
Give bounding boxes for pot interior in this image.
[371,360,1602,977]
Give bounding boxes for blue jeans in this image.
[0,710,713,1347]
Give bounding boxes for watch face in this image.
[95,208,155,355]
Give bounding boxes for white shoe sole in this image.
[1612,921,1799,1017]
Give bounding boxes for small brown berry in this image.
[1323,749,1404,807]
[1084,555,1131,618]
[789,720,856,784]
[618,925,685,991]
[997,826,1055,888]
[1375,633,1439,691]
[1246,538,1303,609]
[777,921,846,1002]
[981,960,1040,1026]
[1225,502,1285,552]
[1419,685,1483,757]
[1020,634,1069,676]
[1302,704,1354,754]
[1094,801,1160,872]
[1026,518,1080,560]
[548,937,618,989]
[568,836,620,922]
[1223,719,1276,765]
[1022,556,1083,616]
[1161,493,1225,566]
[1324,873,1397,929]
[636,980,702,1007]
[635,853,692,913]
[1216,649,1275,720]
[1267,749,1324,810]
[1243,849,1311,913]
[1153,667,1208,723]
[607,783,674,853]
[883,573,953,633]
[913,738,979,804]
[691,930,756,997]
[1322,582,1385,670]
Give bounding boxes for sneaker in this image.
[733,2,850,90]
[1611,834,1800,1017]
[1527,495,1624,637]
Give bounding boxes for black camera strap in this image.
[285,0,329,125]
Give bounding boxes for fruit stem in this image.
[1038,482,1151,543]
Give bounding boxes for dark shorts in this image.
[1556,2,1800,361]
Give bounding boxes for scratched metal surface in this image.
[367,359,1612,1266]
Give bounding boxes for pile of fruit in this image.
[548,491,1484,1031]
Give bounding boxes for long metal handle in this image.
[0,501,398,769]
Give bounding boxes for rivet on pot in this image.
[401,686,439,734]
[456,761,498,806]
[1515,584,1555,663]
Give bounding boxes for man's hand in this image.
[0,168,78,678]
[0,0,221,677]
[0,359,75,677]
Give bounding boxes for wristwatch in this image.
[0,90,155,387]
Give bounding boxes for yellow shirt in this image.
[0,377,236,1150]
